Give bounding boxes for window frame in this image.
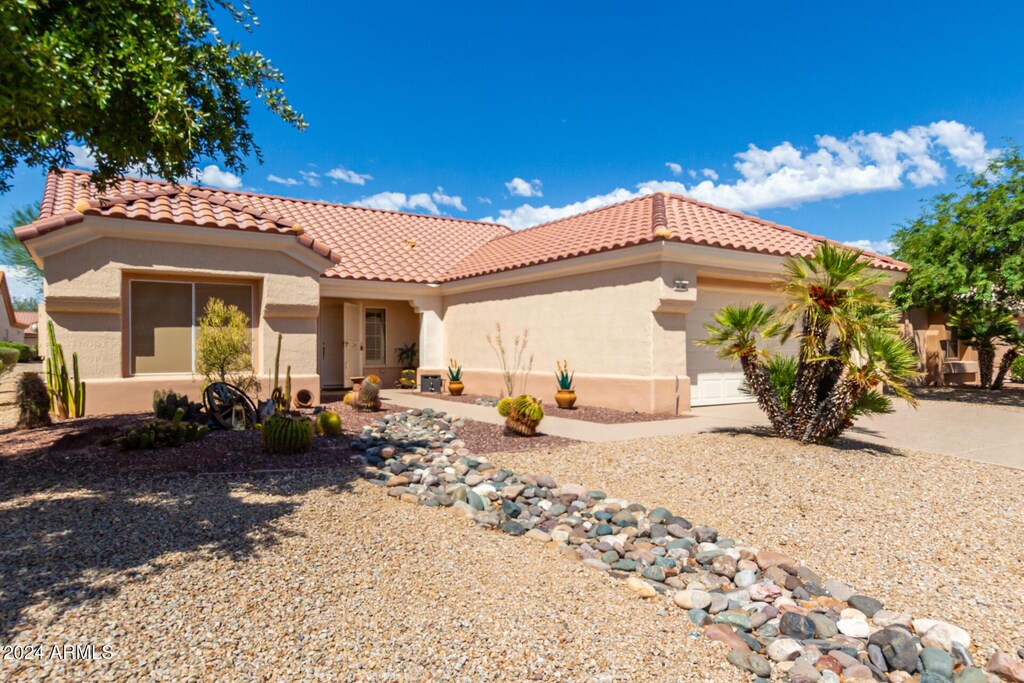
[364,307,387,366]
[126,277,256,376]
[943,328,960,360]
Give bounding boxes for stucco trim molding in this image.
[46,295,121,315]
[263,303,320,319]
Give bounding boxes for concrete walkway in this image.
[381,390,1024,471]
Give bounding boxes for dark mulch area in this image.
[912,383,1024,409]
[453,419,577,454]
[414,392,685,424]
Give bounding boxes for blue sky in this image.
[4,1,1024,298]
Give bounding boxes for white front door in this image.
[343,302,363,380]
[320,301,346,387]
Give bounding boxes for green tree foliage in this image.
[1,204,42,291]
[891,147,1024,316]
[699,243,920,445]
[0,0,306,192]
[195,297,261,397]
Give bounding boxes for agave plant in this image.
[699,243,921,445]
[555,360,575,391]
[447,358,462,382]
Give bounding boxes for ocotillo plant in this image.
[45,321,86,418]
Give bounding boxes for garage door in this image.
[687,288,789,407]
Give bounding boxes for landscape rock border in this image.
[351,408,1023,683]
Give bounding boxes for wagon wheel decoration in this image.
[203,382,258,429]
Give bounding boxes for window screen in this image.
[365,309,386,364]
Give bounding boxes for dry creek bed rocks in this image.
[353,408,1024,683]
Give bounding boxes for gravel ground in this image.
[913,383,1024,411]
[494,431,1024,658]
[416,391,683,424]
[2,415,1022,681]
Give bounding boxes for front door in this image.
[343,302,363,380]
[320,301,346,387]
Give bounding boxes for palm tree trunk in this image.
[803,379,862,444]
[791,315,829,435]
[992,348,1020,390]
[977,346,995,389]
[739,355,793,438]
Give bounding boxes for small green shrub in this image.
[0,341,32,362]
[263,413,313,453]
[1011,355,1024,383]
[116,410,210,450]
[16,372,51,429]
[0,347,18,375]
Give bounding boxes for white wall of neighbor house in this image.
[35,218,326,412]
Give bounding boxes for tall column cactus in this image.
[45,321,86,418]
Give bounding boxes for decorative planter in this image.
[449,380,465,396]
[555,389,577,409]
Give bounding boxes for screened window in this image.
[129,280,254,375]
[943,328,960,359]
[365,308,386,365]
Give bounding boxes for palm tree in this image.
[950,314,1017,389]
[992,327,1024,390]
[699,243,920,445]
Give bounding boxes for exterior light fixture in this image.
[673,279,690,291]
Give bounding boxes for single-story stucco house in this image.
[0,272,28,344]
[16,170,910,414]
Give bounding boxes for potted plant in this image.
[447,358,464,396]
[555,360,576,409]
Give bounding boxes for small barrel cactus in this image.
[503,394,544,436]
[116,410,210,450]
[356,379,381,412]
[496,397,513,417]
[16,372,51,429]
[316,410,342,436]
[263,413,314,453]
[342,391,357,407]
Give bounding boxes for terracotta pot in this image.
[448,380,464,396]
[555,389,577,409]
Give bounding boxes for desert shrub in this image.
[195,298,260,397]
[0,341,32,362]
[1011,355,1024,383]
[16,372,51,429]
[0,347,18,375]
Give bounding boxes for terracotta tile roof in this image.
[14,311,38,326]
[442,193,907,280]
[21,170,510,283]
[19,171,907,285]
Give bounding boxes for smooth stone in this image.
[714,611,753,631]
[821,579,853,601]
[986,652,1024,682]
[524,528,551,543]
[703,624,750,652]
[641,565,666,582]
[708,592,729,614]
[952,667,989,683]
[779,612,817,640]
[869,628,918,673]
[673,589,712,610]
[726,650,771,678]
[818,672,840,683]
[748,582,782,603]
[919,621,972,652]
[787,659,821,682]
[837,618,870,638]
[755,549,795,570]
[611,558,637,572]
[842,664,875,681]
[807,612,839,638]
[847,595,883,618]
[625,576,657,598]
[868,643,888,672]
[499,520,525,536]
[686,608,710,626]
[582,558,611,572]
[735,569,757,588]
[920,647,954,679]
[767,638,803,662]
[951,641,974,668]
[648,507,672,523]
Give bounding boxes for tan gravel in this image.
[1,467,745,682]
[3,429,1022,681]
[495,431,1024,658]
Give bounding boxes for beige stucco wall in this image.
[39,219,325,413]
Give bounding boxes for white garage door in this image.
[687,288,790,407]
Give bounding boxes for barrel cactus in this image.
[496,397,512,417]
[356,379,381,412]
[263,412,314,454]
[503,394,544,436]
[316,410,342,436]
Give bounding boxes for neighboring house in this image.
[15,170,908,414]
[15,310,39,349]
[0,272,28,344]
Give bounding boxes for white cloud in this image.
[326,166,373,185]
[484,120,997,230]
[844,239,895,255]
[665,162,683,176]
[68,144,96,169]
[478,196,493,205]
[0,265,41,300]
[431,187,466,212]
[267,174,301,186]
[189,164,243,190]
[505,177,543,197]
[300,170,321,187]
